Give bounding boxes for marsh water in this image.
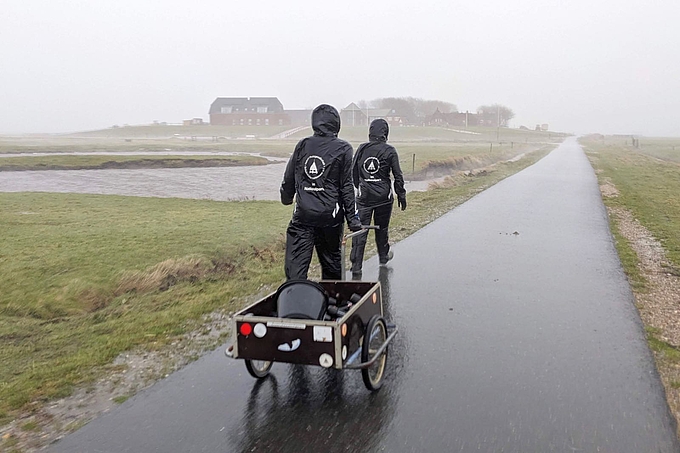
[0,153,429,201]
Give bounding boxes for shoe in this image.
[351,271,363,281]
[379,250,394,266]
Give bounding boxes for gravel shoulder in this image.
[600,181,680,434]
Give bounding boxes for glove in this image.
[348,217,363,232]
[398,197,407,211]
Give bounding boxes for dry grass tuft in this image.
[79,288,113,313]
[115,257,207,296]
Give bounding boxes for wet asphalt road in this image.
[49,138,680,452]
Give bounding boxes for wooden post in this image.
[412,154,416,176]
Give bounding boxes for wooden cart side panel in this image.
[340,283,382,366]
[236,319,337,368]
[231,281,382,368]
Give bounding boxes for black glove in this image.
[348,217,363,232]
[398,197,407,211]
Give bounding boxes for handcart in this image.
[225,227,398,391]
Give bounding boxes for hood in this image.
[312,104,341,137]
[368,118,389,142]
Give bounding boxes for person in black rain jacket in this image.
[280,104,362,280]
[349,118,406,277]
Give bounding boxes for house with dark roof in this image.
[340,103,407,127]
[340,103,368,126]
[209,97,289,126]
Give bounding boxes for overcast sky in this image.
[1,0,679,136]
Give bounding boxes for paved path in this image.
[50,137,679,452]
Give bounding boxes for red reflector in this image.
[240,323,252,336]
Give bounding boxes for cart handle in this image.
[341,225,379,280]
[344,225,379,240]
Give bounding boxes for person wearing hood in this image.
[280,104,362,280]
[349,118,406,278]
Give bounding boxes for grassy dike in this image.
[0,145,554,427]
[581,136,680,429]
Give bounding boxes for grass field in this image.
[0,143,555,429]
[623,137,680,163]
[0,125,564,181]
[581,135,680,432]
[582,136,680,268]
[291,125,565,144]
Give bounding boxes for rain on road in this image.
[49,138,680,452]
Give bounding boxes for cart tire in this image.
[361,315,388,391]
[245,359,272,379]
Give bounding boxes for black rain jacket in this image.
[352,119,406,207]
[280,105,358,227]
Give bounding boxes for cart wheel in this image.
[245,359,272,379]
[361,315,388,391]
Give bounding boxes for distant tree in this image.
[368,97,457,122]
[372,97,417,121]
[417,99,457,116]
[476,104,515,127]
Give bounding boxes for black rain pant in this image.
[285,222,343,280]
[350,201,393,273]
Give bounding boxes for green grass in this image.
[0,194,292,424]
[0,154,268,171]
[647,327,680,363]
[284,125,568,143]
[581,136,680,269]
[112,395,129,404]
[0,127,554,176]
[634,138,680,163]
[0,140,556,427]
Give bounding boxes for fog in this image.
[1,0,679,136]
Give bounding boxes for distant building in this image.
[209,97,288,126]
[366,109,401,124]
[340,103,368,126]
[340,103,407,127]
[424,108,479,128]
[183,118,205,126]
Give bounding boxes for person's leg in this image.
[349,205,374,274]
[374,201,393,263]
[284,222,315,280]
[315,223,343,280]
